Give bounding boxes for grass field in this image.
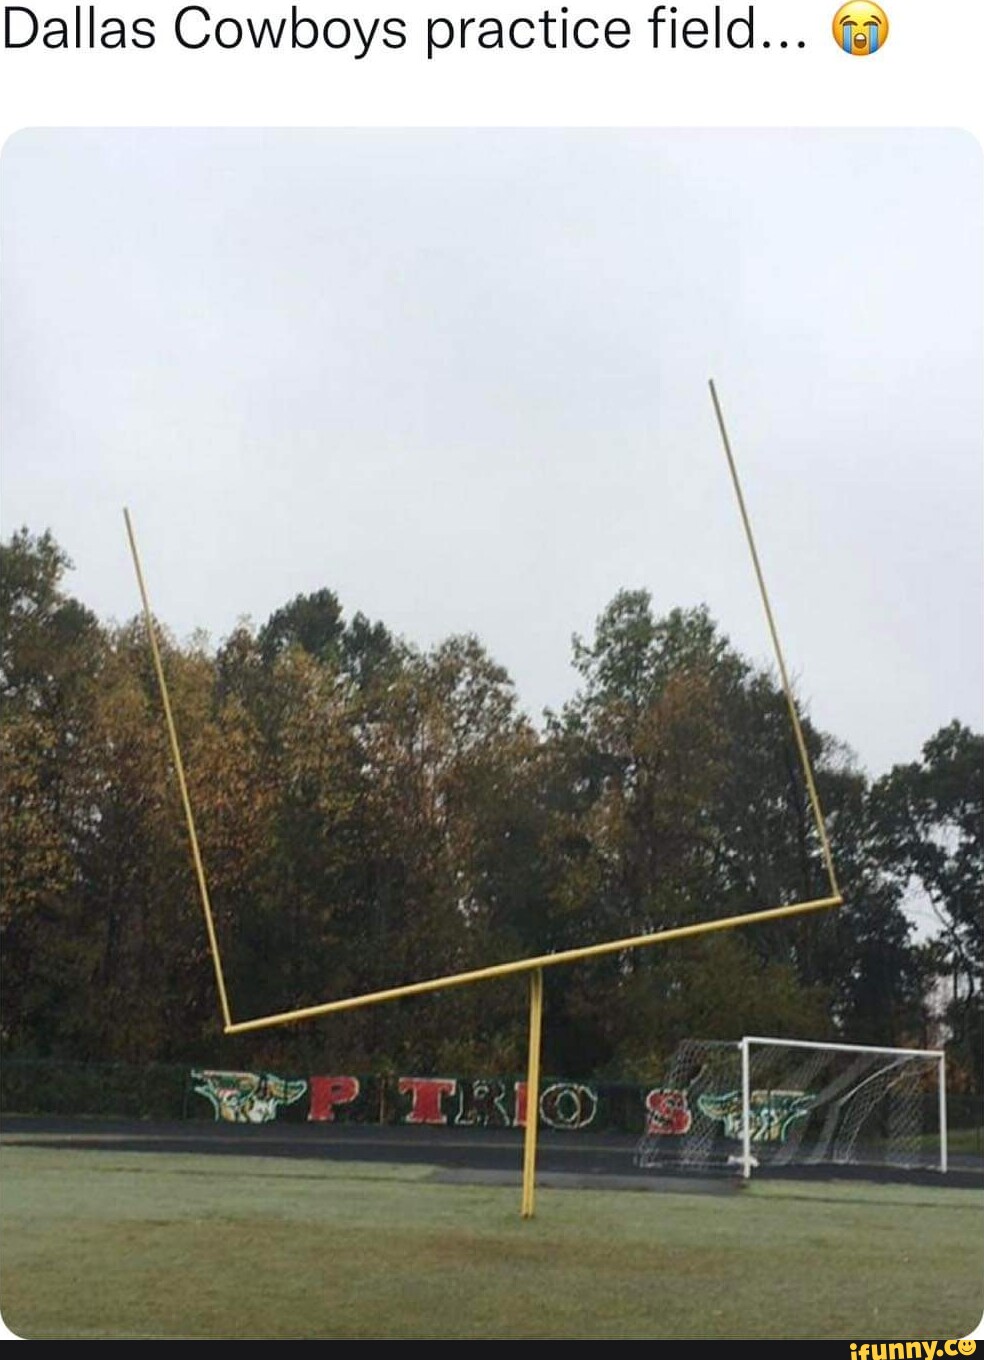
[1,1145,982,1340]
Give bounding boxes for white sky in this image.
[2,128,981,782]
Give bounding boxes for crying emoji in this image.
[832,3,889,54]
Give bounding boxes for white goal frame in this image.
[737,1035,947,1180]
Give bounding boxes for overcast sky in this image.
[2,128,981,788]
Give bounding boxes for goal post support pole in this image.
[521,969,544,1218]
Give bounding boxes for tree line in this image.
[1,528,980,1088]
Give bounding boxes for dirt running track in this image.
[2,1116,980,1192]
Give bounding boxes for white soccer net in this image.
[635,1036,947,1179]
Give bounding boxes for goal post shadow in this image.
[125,380,842,1218]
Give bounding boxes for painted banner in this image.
[188,1068,810,1141]
[190,1070,308,1123]
[190,1070,598,1129]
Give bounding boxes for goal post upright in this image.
[740,1035,752,1181]
[709,379,841,906]
[123,506,233,1032]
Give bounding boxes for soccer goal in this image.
[635,1035,947,1180]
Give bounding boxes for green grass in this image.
[947,1128,983,1156]
[1,1146,982,1340]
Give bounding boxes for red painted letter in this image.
[308,1075,361,1122]
[399,1077,458,1125]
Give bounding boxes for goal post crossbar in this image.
[742,1035,945,1061]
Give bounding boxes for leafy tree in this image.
[1,526,974,1091]
[0,529,101,714]
[539,591,838,1073]
[0,531,106,1054]
[870,723,984,1087]
[802,766,929,1049]
[257,589,344,666]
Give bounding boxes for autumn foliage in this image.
[2,530,980,1088]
